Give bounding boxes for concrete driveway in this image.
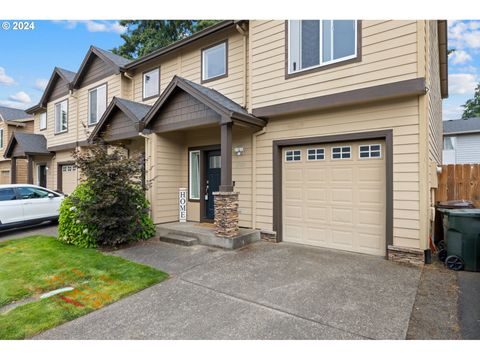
[35,240,421,340]
[0,222,58,242]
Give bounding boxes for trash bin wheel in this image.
[437,240,446,251]
[438,249,447,262]
[445,255,465,271]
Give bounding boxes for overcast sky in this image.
[0,20,479,121]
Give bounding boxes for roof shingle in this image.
[0,106,32,121]
[443,118,480,135]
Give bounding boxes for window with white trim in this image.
[307,148,325,160]
[331,146,351,159]
[143,68,160,99]
[202,42,227,81]
[88,84,107,125]
[288,20,357,74]
[39,112,47,130]
[443,136,456,150]
[359,144,382,159]
[285,149,301,162]
[0,128,3,149]
[54,100,68,134]
[189,150,200,200]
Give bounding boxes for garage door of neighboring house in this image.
[282,141,386,256]
[0,170,10,184]
[61,164,78,195]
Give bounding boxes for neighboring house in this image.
[443,118,480,164]
[11,20,447,264]
[0,106,34,184]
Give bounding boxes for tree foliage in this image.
[461,83,480,119]
[112,20,221,59]
[58,144,155,248]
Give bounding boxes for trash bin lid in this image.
[439,209,480,217]
[437,200,474,209]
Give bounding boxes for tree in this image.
[112,20,221,59]
[461,83,480,119]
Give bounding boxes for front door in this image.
[205,150,221,220]
[38,165,47,188]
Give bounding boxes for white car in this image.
[0,184,65,230]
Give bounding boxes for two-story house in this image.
[13,20,447,264]
[0,106,35,184]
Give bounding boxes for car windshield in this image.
[17,187,51,199]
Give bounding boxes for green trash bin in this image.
[439,209,480,272]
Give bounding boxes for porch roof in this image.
[89,97,152,141]
[143,76,266,131]
[4,132,51,158]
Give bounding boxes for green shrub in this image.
[58,183,96,248]
[57,144,156,248]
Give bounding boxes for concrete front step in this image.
[160,233,199,246]
[156,222,261,250]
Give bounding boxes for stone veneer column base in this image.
[387,245,425,267]
[213,191,239,238]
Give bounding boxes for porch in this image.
[156,221,260,250]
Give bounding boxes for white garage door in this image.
[61,164,78,195]
[282,141,386,256]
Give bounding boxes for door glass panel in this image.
[209,155,221,169]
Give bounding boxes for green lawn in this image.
[0,236,168,339]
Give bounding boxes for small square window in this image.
[359,144,382,159]
[307,148,325,160]
[285,149,301,162]
[331,146,351,159]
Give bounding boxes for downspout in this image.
[251,127,266,229]
[236,22,248,109]
[138,130,153,218]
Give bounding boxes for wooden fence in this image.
[436,164,480,207]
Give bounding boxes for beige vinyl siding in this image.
[45,94,76,148]
[0,123,9,159]
[131,28,247,107]
[0,161,11,184]
[250,20,419,109]
[426,21,442,164]
[254,98,422,249]
[77,74,122,143]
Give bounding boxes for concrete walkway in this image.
[35,240,421,340]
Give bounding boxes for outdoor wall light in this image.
[234,147,244,156]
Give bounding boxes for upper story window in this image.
[0,128,3,149]
[202,41,227,82]
[54,99,68,134]
[288,20,358,74]
[143,68,160,100]
[88,84,107,126]
[39,112,47,130]
[444,136,456,150]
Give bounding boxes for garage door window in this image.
[285,149,301,162]
[307,148,325,160]
[62,165,77,172]
[331,146,351,159]
[359,144,382,159]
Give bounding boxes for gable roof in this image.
[71,46,129,89]
[89,97,152,141]
[0,106,32,121]
[4,132,50,158]
[143,76,266,129]
[38,67,76,107]
[126,21,238,70]
[444,118,480,135]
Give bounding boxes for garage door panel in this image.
[330,167,354,182]
[282,140,386,257]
